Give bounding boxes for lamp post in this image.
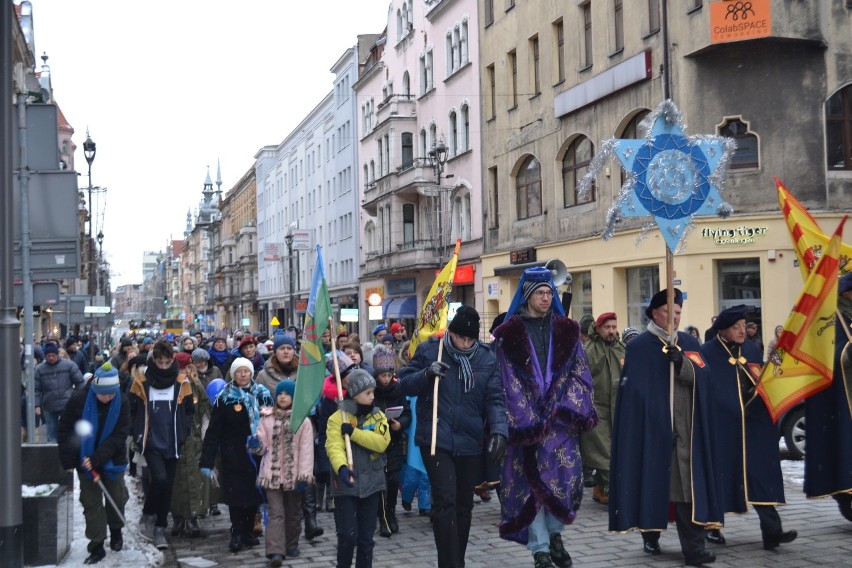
[426,141,449,260]
[96,230,104,352]
[83,132,96,365]
[285,230,295,328]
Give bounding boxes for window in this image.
[452,188,472,241]
[401,132,414,168]
[446,33,454,76]
[649,0,660,33]
[516,156,542,220]
[486,64,496,119]
[570,272,592,321]
[562,136,595,207]
[485,0,494,26]
[582,2,593,68]
[626,266,659,329]
[449,111,458,156]
[402,71,410,97]
[489,166,499,228]
[377,139,384,176]
[614,0,624,52]
[460,21,469,64]
[554,19,565,84]
[420,129,427,160]
[718,117,759,169]
[508,50,518,108]
[430,123,437,151]
[530,35,540,96]
[620,110,650,185]
[826,85,852,170]
[402,204,415,250]
[461,104,470,151]
[718,258,762,324]
[452,27,461,72]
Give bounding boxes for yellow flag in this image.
[408,240,461,359]
[757,216,846,422]
[776,177,852,279]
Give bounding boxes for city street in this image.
[154,460,849,568]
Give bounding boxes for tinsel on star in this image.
[578,99,736,253]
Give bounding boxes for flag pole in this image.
[329,316,354,469]
[430,337,445,456]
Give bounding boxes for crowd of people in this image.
[26,270,852,567]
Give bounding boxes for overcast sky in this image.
[29,0,390,287]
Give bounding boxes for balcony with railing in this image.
[376,94,417,127]
[364,239,441,276]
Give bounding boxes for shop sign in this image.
[510,247,536,264]
[702,225,768,245]
[710,0,771,44]
[487,282,500,298]
[295,299,308,314]
[365,286,385,299]
[340,308,359,322]
[368,305,384,321]
[388,278,417,295]
[335,295,355,305]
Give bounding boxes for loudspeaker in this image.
[544,259,571,286]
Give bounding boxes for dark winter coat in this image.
[199,384,272,507]
[128,369,194,457]
[57,384,130,472]
[373,376,411,473]
[399,336,508,456]
[171,373,212,518]
[34,358,84,412]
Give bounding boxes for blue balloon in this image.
[206,378,227,402]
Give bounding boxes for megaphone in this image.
[544,259,571,287]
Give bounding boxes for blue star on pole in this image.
[611,100,732,253]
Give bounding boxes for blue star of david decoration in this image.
[613,107,728,253]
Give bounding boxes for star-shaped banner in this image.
[580,100,734,253]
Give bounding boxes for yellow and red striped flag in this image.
[408,239,461,359]
[776,177,852,279]
[757,216,847,422]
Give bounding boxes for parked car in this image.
[778,402,805,460]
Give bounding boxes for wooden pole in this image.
[430,337,445,456]
[329,316,354,469]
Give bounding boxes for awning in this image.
[383,296,418,319]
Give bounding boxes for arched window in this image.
[452,187,472,241]
[460,20,469,64]
[563,136,595,207]
[402,71,410,97]
[419,129,427,161]
[460,104,470,151]
[369,160,375,183]
[402,204,415,249]
[516,156,542,220]
[619,110,650,185]
[365,221,376,254]
[827,85,852,169]
[397,9,404,40]
[429,123,437,150]
[718,117,759,169]
[449,111,458,156]
[363,164,369,188]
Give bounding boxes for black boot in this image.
[109,529,123,552]
[228,527,242,553]
[171,515,186,537]
[84,542,106,564]
[835,493,852,522]
[385,476,400,533]
[303,485,324,539]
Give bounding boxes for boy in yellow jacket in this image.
[326,369,390,568]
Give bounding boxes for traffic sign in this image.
[270,316,280,327]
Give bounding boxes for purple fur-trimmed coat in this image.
[493,313,598,545]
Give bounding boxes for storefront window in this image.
[717,258,762,328]
[626,265,660,329]
[569,271,592,320]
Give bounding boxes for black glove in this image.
[337,465,357,488]
[665,343,683,374]
[425,361,450,382]
[341,422,354,437]
[487,434,507,465]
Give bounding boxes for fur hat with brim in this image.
[229,357,255,380]
[92,362,120,395]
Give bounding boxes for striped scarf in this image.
[443,333,479,393]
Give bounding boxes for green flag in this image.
[292,245,332,432]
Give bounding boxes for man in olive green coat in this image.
[580,312,624,504]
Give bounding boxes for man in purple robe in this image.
[493,267,598,568]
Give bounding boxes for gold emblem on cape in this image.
[727,356,747,366]
[234,403,243,412]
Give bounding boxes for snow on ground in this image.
[781,457,805,486]
[34,474,163,567]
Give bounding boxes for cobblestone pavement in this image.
[166,464,852,568]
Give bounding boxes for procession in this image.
[6,1,852,567]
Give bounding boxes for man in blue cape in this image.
[609,288,721,566]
